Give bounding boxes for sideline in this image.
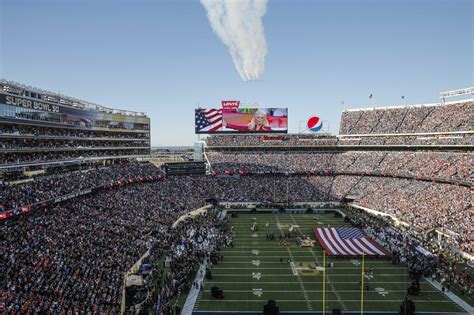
[181,261,207,315]
[424,277,473,314]
[193,311,468,315]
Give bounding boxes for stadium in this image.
[0,78,472,315]
[1,1,473,315]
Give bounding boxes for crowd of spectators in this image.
[207,151,472,182]
[0,139,148,150]
[205,134,337,147]
[204,101,472,148]
[1,163,334,212]
[1,95,471,313]
[0,175,219,313]
[157,174,332,204]
[152,211,232,314]
[205,133,472,148]
[3,171,289,313]
[2,187,157,313]
[173,173,472,252]
[335,176,472,252]
[0,124,149,139]
[339,134,473,146]
[2,147,471,251]
[0,123,150,165]
[0,161,161,211]
[0,149,150,166]
[207,151,335,174]
[206,149,472,251]
[348,209,472,298]
[0,157,472,312]
[339,101,473,135]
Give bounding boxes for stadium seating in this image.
[339,100,473,135]
[207,151,472,182]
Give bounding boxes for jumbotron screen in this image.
[195,107,288,134]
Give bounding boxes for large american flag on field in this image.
[195,108,223,133]
[313,227,389,256]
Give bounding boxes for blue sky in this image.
[1,0,472,146]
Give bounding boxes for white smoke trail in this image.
[200,0,268,81]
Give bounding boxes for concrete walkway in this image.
[181,261,207,315]
[424,277,472,314]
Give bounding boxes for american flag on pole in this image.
[195,108,223,133]
[313,227,389,256]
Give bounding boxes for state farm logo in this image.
[221,100,240,109]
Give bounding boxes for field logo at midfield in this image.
[307,116,323,132]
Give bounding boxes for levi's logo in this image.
[221,100,240,108]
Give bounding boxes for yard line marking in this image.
[289,261,298,275]
[276,216,313,311]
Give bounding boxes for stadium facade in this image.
[0,79,151,170]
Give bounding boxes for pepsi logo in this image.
[307,116,323,132]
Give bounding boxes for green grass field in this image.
[193,212,467,314]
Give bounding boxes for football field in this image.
[193,212,468,314]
